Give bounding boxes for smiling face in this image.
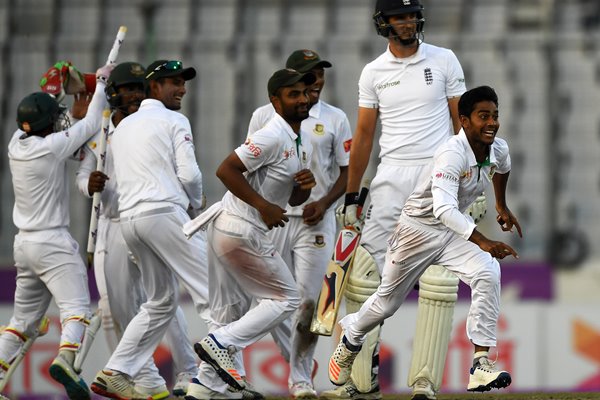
[461,100,499,147]
[307,67,325,106]
[271,81,311,124]
[150,76,187,110]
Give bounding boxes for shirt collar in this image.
[384,43,427,65]
[458,129,498,167]
[271,112,299,142]
[309,100,321,119]
[139,98,166,109]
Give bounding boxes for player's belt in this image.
[121,206,176,221]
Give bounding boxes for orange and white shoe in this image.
[328,336,361,386]
[194,334,245,390]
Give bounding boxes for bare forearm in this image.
[347,137,372,193]
[492,172,509,209]
[319,167,348,209]
[216,165,268,211]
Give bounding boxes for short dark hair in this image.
[458,86,498,117]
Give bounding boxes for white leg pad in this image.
[408,265,458,392]
[346,245,380,393]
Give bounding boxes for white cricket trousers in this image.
[361,161,432,272]
[106,205,210,377]
[269,211,336,387]
[95,216,197,387]
[0,229,91,362]
[341,214,501,349]
[207,211,300,351]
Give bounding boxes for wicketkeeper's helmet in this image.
[105,62,145,108]
[16,92,61,133]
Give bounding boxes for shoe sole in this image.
[91,382,147,400]
[49,363,91,400]
[467,372,512,392]
[411,395,435,400]
[173,388,186,397]
[194,342,244,391]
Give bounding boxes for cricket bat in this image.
[310,185,369,336]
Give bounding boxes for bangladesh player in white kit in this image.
[247,49,352,398]
[329,85,521,394]
[91,60,211,399]
[76,62,198,398]
[1,63,113,399]
[330,1,468,399]
[186,69,317,399]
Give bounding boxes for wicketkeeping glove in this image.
[343,192,364,232]
[467,193,487,224]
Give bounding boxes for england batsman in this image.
[324,1,472,400]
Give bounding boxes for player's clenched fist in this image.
[87,171,109,195]
[343,192,364,232]
[294,168,316,190]
[258,201,289,230]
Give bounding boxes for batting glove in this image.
[343,192,364,232]
[95,63,115,84]
[467,193,487,224]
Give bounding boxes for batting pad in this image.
[408,265,458,392]
[347,245,381,393]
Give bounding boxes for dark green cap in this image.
[285,49,332,73]
[267,68,317,96]
[145,59,196,81]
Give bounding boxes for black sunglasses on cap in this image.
[145,61,183,79]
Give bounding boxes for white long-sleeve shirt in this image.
[75,116,120,219]
[111,99,203,215]
[403,129,511,239]
[8,82,107,231]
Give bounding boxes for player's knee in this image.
[473,258,501,287]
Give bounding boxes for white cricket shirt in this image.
[8,83,107,231]
[359,43,466,162]
[247,100,352,216]
[75,116,120,219]
[222,113,312,229]
[403,129,511,239]
[111,99,203,215]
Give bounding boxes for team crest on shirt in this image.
[460,170,473,180]
[314,235,325,248]
[244,138,262,157]
[424,67,433,85]
[313,124,324,135]
[488,166,496,179]
[283,146,296,160]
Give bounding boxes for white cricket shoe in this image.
[290,382,318,399]
[328,336,361,386]
[320,379,382,400]
[194,334,245,390]
[91,369,145,399]
[134,383,170,399]
[173,371,196,396]
[467,357,512,392]
[48,351,91,400]
[185,378,242,400]
[410,377,436,400]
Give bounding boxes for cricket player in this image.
[1,62,112,399]
[329,85,521,394]
[186,68,317,399]
[76,62,198,398]
[91,60,211,399]
[328,1,468,399]
[247,49,352,398]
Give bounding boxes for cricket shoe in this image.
[173,371,197,396]
[134,383,170,399]
[320,379,382,400]
[91,369,146,399]
[329,336,361,386]
[290,382,317,399]
[185,378,242,400]
[48,351,91,400]
[410,377,436,400]
[194,334,245,390]
[239,378,265,400]
[467,357,511,392]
